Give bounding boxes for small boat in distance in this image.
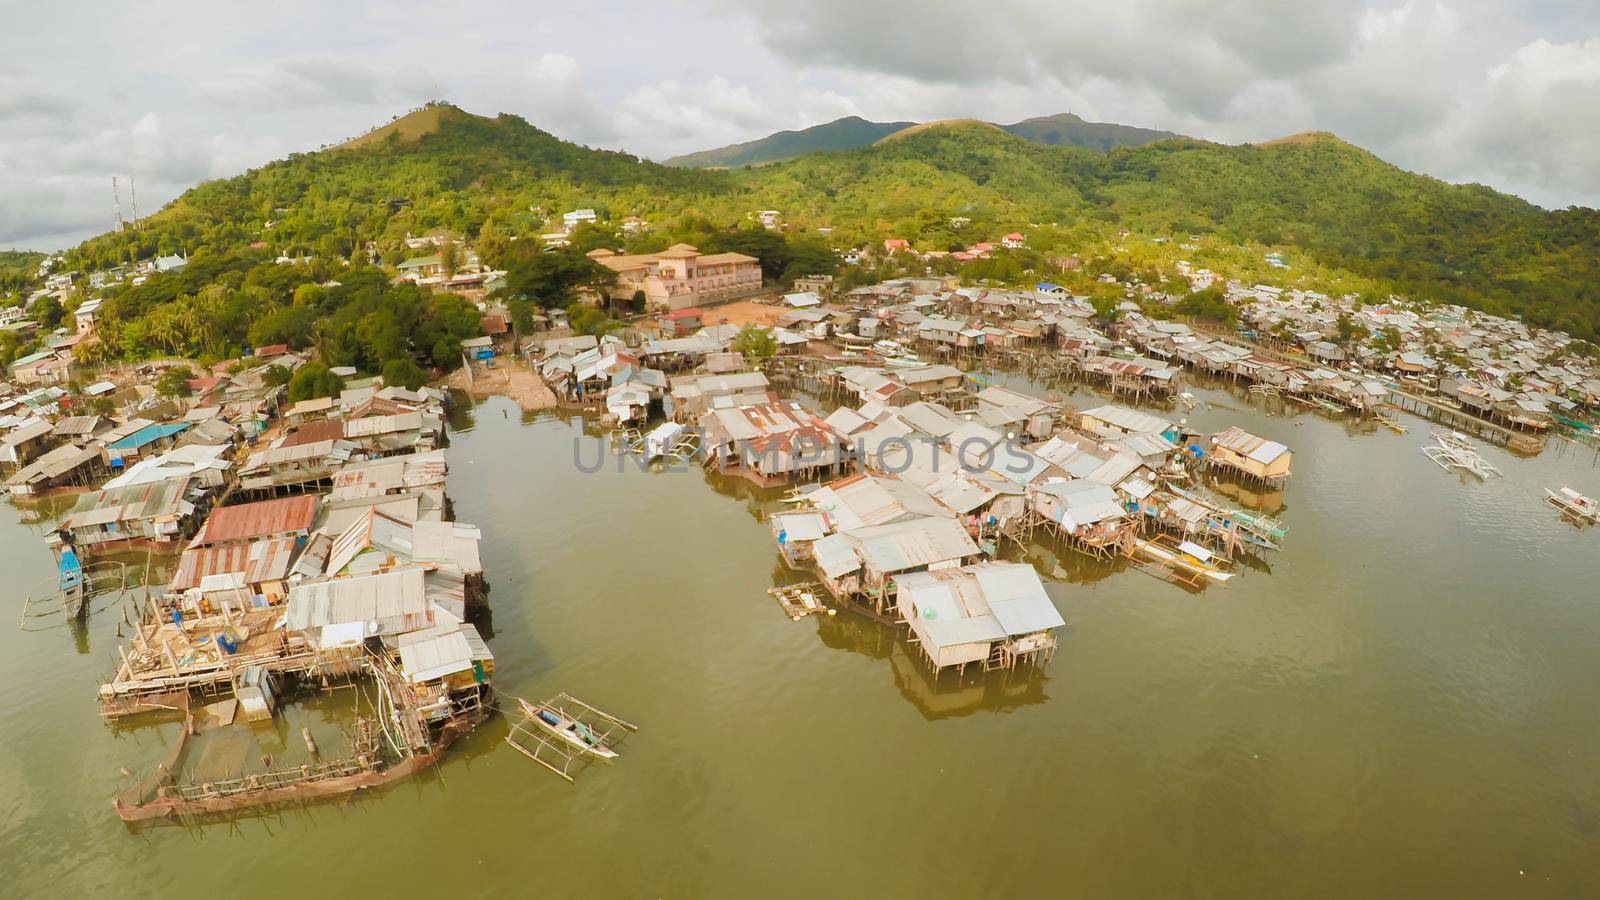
[1544,487,1600,524]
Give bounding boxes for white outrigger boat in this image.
[1421,431,1501,478]
[506,692,639,782]
[872,339,923,367]
[1544,486,1600,524]
[520,698,618,759]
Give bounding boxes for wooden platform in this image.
[767,583,836,621]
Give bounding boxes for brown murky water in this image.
[2,380,1599,898]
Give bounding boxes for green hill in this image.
[59,107,1600,346]
[0,250,45,293]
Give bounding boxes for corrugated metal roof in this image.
[107,421,190,451]
[848,517,978,572]
[1079,405,1175,436]
[284,567,432,635]
[279,416,345,447]
[811,533,861,578]
[245,536,298,584]
[1213,426,1289,464]
[2,419,54,446]
[49,415,106,438]
[193,495,319,545]
[172,542,253,591]
[65,477,191,529]
[975,566,1064,635]
[807,474,946,530]
[411,521,484,575]
[395,624,476,683]
[898,562,1062,648]
[772,511,830,542]
[172,536,298,591]
[6,443,99,486]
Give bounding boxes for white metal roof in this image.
[395,623,491,683]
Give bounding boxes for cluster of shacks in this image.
[783,274,1594,441]
[47,371,501,817]
[765,375,1292,673]
[508,278,1313,676]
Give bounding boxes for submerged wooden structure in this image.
[111,647,490,823]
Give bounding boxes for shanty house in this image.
[1075,405,1180,444]
[169,536,300,605]
[5,443,103,496]
[0,419,56,470]
[895,562,1063,671]
[1208,426,1292,483]
[104,420,192,466]
[60,476,198,553]
[973,386,1060,440]
[190,494,320,547]
[699,401,847,485]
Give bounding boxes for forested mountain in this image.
[665,112,1181,168]
[1000,113,1178,151]
[52,105,1600,350]
[662,116,915,168]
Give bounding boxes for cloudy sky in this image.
[3,0,1598,250]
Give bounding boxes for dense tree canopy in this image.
[287,362,344,402]
[499,245,616,310]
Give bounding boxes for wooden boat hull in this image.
[1130,540,1233,583]
[1544,489,1600,523]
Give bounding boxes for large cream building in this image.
[589,244,762,311]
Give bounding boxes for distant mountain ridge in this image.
[663,116,915,169]
[1000,113,1178,152]
[664,112,1181,168]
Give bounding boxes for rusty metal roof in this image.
[279,416,345,447]
[192,494,319,546]
[171,541,254,591]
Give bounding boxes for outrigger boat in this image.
[1544,486,1600,524]
[519,698,618,759]
[1128,537,1234,585]
[506,693,638,782]
[883,353,924,369]
[1421,431,1501,478]
[1165,484,1288,550]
